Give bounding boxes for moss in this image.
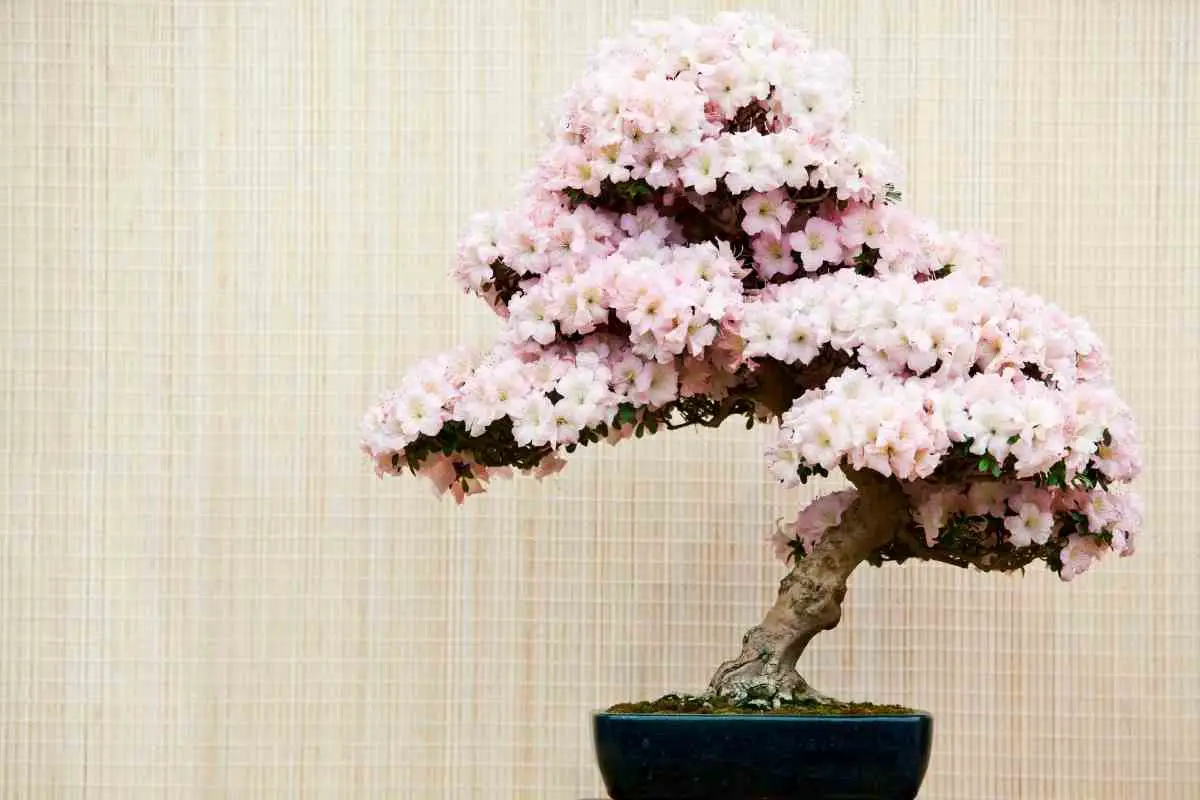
[605,693,920,717]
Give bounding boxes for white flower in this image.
[392,391,445,439]
[512,395,556,446]
[789,217,842,272]
[741,190,795,238]
[509,291,557,344]
[631,361,679,407]
[1004,502,1054,547]
[724,132,784,193]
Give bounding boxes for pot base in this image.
[593,710,933,800]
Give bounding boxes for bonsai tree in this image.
[361,11,1143,706]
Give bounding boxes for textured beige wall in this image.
[2,1,1198,798]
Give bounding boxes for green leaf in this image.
[1007,434,1020,445]
[614,178,653,202]
[1072,472,1095,490]
[1039,459,1068,488]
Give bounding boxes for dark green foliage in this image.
[1035,455,1109,492]
[795,463,829,485]
[395,391,762,479]
[930,265,954,279]
[976,453,1003,478]
[936,436,1108,491]
[853,246,880,275]
[563,178,655,213]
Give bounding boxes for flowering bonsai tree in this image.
[361,12,1143,705]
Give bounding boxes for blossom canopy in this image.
[361,12,1143,583]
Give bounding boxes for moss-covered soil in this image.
[605,693,921,716]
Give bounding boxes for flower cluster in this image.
[768,369,1141,487]
[540,12,900,203]
[365,11,1144,582]
[361,336,688,501]
[449,11,924,315]
[904,480,1143,580]
[770,480,1141,582]
[508,235,749,364]
[452,198,622,309]
[768,490,857,561]
[741,197,1005,283]
[742,271,1109,386]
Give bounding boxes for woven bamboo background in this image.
[2,1,1198,797]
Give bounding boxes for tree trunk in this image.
[707,469,909,701]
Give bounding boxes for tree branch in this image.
[882,525,1052,573]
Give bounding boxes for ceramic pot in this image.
[593,711,933,800]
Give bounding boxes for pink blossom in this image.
[532,453,569,480]
[768,524,797,563]
[558,278,610,336]
[795,412,850,471]
[620,206,676,240]
[1083,490,1118,532]
[741,190,795,238]
[629,360,679,407]
[679,139,726,194]
[679,357,715,397]
[512,395,557,446]
[839,204,888,250]
[751,234,798,280]
[1059,534,1107,581]
[771,128,820,187]
[550,144,605,196]
[781,313,825,365]
[724,131,784,193]
[1004,502,1054,547]
[605,422,636,445]
[913,488,962,546]
[789,217,842,272]
[508,291,559,345]
[784,490,858,557]
[392,390,447,439]
[698,59,759,118]
[966,481,1009,517]
[624,284,674,336]
[416,454,459,499]
[610,353,653,399]
[550,400,588,445]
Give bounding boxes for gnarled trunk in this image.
[707,469,910,701]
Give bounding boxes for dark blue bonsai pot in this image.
[593,710,933,800]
